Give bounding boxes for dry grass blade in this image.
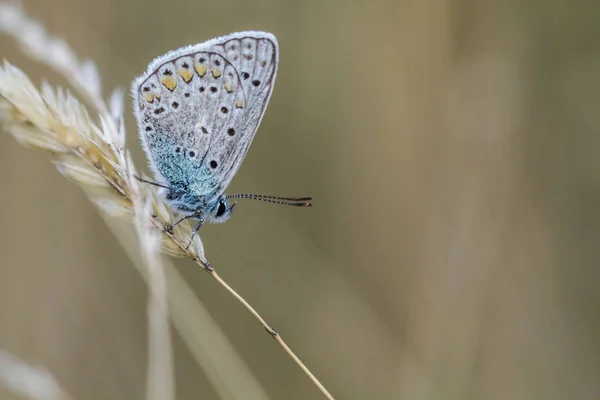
[0,3,334,399]
[130,172,175,400]
[0,350,75,400]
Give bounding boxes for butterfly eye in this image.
[216,200,227,217]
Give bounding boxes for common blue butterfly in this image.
[132,32,311,238]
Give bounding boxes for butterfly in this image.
[131,31,311,239]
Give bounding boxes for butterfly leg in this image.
[134,175,171,190]
[185,215,205,250]
[165,211,202,234]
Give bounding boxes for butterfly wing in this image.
[132,31,278,202]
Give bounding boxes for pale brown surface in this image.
[1,0,600,399]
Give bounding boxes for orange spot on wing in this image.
[211,68,222,79]
[178,69,194,83]
[161,76,177,91]
[194,64,207,77]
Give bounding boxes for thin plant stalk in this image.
[131,174,175,400]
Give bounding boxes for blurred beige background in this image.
[1,0,600,399]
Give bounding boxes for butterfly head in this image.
[204,195,235,224]
[206,193,312,223]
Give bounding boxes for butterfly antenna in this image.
[226,194,312,207]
